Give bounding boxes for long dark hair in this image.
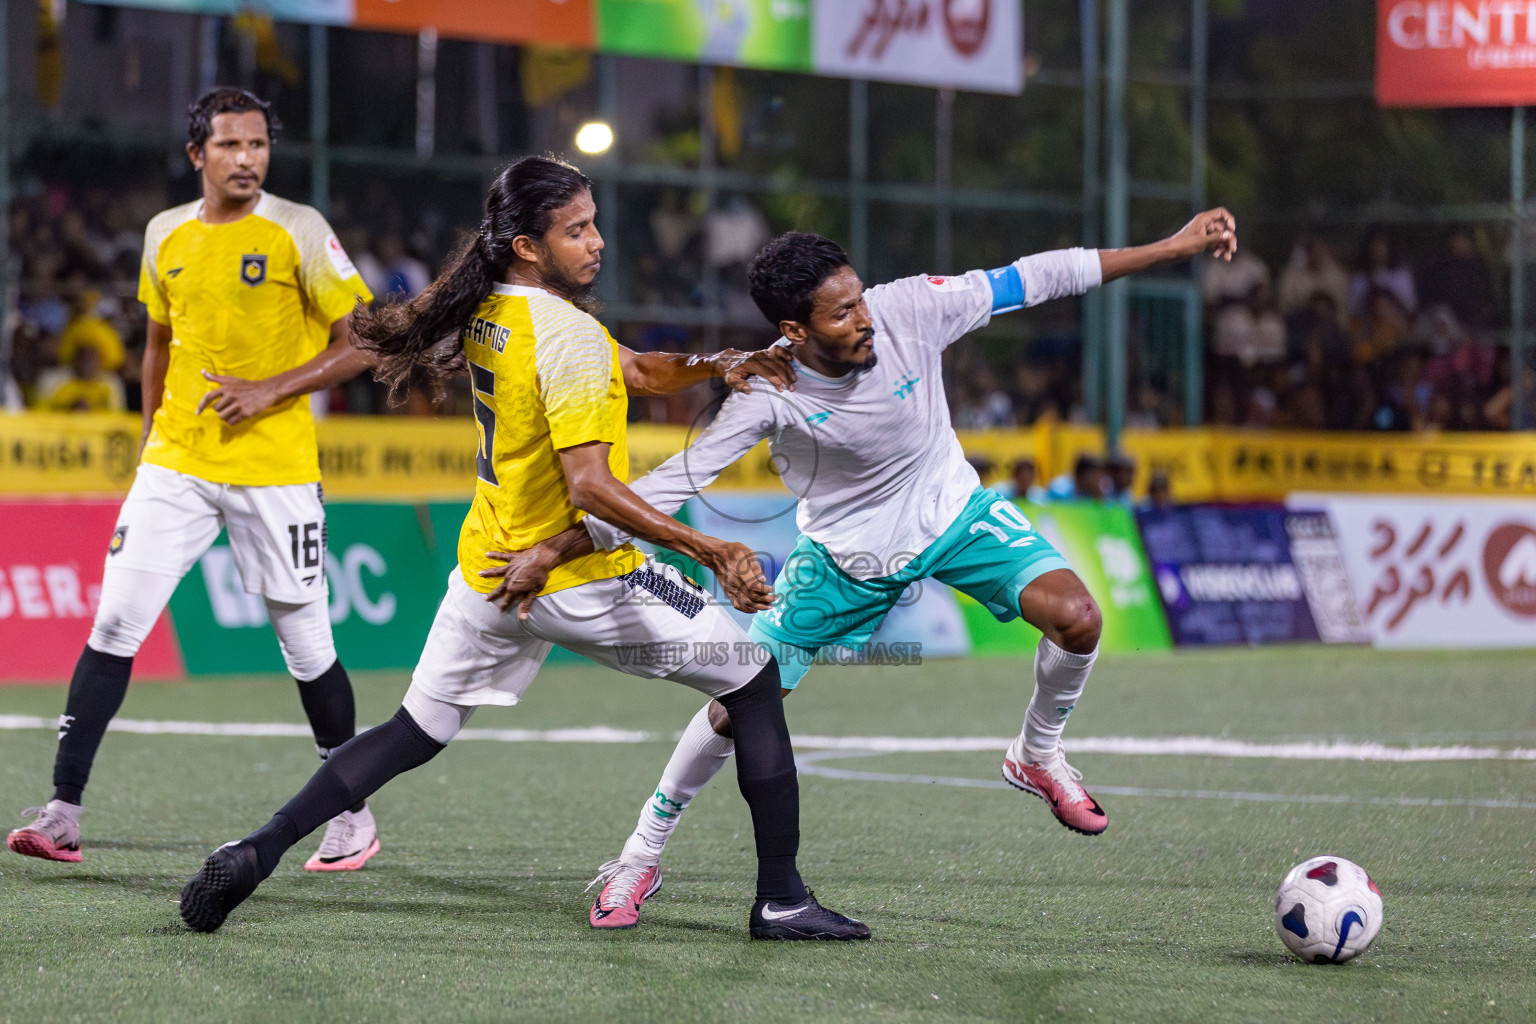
[354,155,593,401]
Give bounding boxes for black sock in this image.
[295,659,364,812]
[242,707,444,877]
[715,659,807,904]
[51,647,135,806]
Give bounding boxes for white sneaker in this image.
[7,801,82,863]
[304,805,380,872]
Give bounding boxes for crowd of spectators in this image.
[1202,225,1529,432]
[1,183,462,417]
[945,225,1534,433]
[6,186,1532,435]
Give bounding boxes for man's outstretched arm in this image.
[1098,207,1237,282]
[620,345,796,395]
[482,390,774,612]
[557,441,771,614]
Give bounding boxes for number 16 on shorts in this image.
[289,521,322,569]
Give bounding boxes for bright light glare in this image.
[575,122,614,155]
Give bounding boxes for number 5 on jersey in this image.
[469,359,498,486]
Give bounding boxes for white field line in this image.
[793,749,1536,811]
[1,715,1534,761]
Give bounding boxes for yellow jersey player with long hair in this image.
[179,156,869,942]
[8,88,383,872]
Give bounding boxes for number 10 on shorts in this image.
[970,501,1039,548]
[289,521,322,569]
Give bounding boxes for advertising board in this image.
[1137,504,1366,647]
[812,0,1023,94]
[1377,0,1536,107]
[1296,493,1536,649]
[0,502,183,682]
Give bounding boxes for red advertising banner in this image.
[0,503,183,683]
[353,0,595,47]
[1378,1,1536,107]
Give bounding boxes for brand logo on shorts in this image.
[109,525,128,555]
[240,253,268,287]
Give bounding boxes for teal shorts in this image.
[750,487,1070,688]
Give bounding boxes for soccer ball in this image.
[1272,855,1383,964]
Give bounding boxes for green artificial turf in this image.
[0,648,1532,1023]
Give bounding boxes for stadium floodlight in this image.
[575,121,614,155]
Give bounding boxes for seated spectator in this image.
[1243,386,1277,429]
[377,233,431,299]
[1046,453,1106,502]
[1290,291,1350,373]
[1349,226,1416,318]
[1105,452,1136,505]
[1201,247,1270,310]
[1482,363,1536,430]
[954,367,1014,429]
[35,343,124,412]
[1277,234,1349,326]
[1349,287,1411,365]
[994,457,1046,503]
[1141,470,1173,511]
[57,288,126,373]
[1420,228,1497,333]
[1213,281,1286,367]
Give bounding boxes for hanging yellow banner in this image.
[4,413,1532,501]
[0,414,784,499]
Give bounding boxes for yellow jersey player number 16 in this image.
[7,88,382,873]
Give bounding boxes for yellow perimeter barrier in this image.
[2,412,1532,500]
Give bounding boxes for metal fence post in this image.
[1514,105,1527,432]
[1081,0,1102,424]
[1104,0,1130,453]
[849,80,869,276]
[309,25,330,217]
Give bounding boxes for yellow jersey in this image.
[137,192,373,485]
[457,283,644,597]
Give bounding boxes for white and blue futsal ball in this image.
[1273,855,1383,964]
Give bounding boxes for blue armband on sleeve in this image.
[986,264,1026,314]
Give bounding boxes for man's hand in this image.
[479,545,558,618]
[1168,207,1237,262]
[698,540,774,613]
[716,346,796,394]
[196,369,282,425]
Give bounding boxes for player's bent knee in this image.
[87,609,154,658]
[268,598,339,682]
[400,684,475,745]
[707,699,733,738]
[1059,597,1103,654]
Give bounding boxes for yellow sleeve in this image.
[533,313,621,451]
[138,226,169,325]
[292,210,374,325]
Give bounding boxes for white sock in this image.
[1018,638,1098,760]
[622,703,735,866]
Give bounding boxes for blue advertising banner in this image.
[1137,504,1321,647]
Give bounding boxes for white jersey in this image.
[585,248,1102,581]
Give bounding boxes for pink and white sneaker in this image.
[1002,742,1108,836]
[587,858,662,930]
[7,801,82,863]
[304,805,380,871]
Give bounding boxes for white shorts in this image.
[107,462,329,605]
[409,558,764,707]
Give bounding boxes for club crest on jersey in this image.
[109,525,128,555]
[240,253,268,287]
